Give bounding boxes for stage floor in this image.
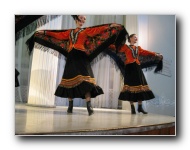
[15,103,175,135]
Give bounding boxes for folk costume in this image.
[118,44,159,102]
[26,24,128,99]
[106,44,163,102]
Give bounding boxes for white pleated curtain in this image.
[16,15,125,109]
[27,16,62,107]
[15,16,63,104]
[15,23,34,103]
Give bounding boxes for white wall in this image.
[143,15,176,116]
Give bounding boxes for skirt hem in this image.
[55,81,104,99]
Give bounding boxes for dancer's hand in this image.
[36,30,44,34]
[110,23,121,28]
[157,54,163,60]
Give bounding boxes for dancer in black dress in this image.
[26,15,128,115]
[118,34,163,114]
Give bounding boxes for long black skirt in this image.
[118,62,155,102]
[55,49,104,99]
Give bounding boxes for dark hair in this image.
[128,34,136,43]
[71,15,79,21]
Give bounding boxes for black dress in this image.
[118,62,155,102]
[55,48,103,99]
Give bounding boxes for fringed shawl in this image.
[26,24,128,62]
[104,46,163,77]
[15,15,60,41]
